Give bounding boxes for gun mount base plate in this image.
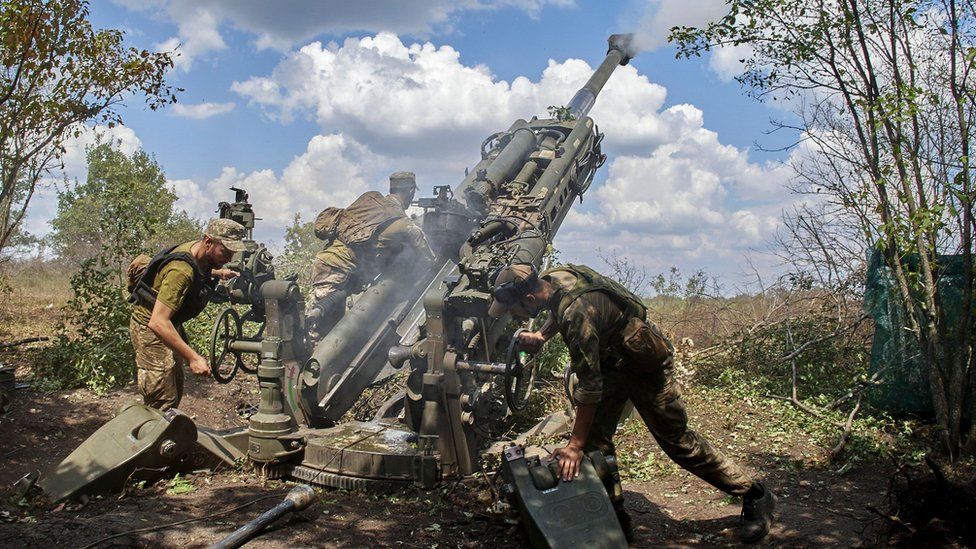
[288,421,421,491]
[38,402,198,503]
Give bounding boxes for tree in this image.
[275,214,318,289]
[48,142,200,270]
[0,0,177,257]
[672,0,976,457]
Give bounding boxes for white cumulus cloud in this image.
[226,33,797,278]
[709,43,751,82]
[170,101,236,119]
[554,123,795,278]
[167,133,385,238]
[231,34,673,159]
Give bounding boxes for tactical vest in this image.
[130,243,216,326]
[545,264,647,324]
[547,264,674,373]
[313,191,406,249]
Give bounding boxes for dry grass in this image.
[0,259,71,341]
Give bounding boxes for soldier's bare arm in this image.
[147,299,210,375]
[517,331,546,353]
[538,314,558,339]
[516,315,558,352]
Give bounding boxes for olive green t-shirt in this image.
[131,241,197,326]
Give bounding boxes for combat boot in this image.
[738,482,776,543]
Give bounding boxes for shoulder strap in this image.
[553,264,646,320]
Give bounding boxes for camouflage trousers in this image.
[309,240,359,303]
[129,317,185,411]
[586,361,754,497]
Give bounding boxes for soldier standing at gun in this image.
[128,219,246,410]
[307,171,435,339]
[488,263,776,544]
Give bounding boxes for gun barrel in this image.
[566,33,637,120]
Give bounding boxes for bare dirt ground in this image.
[0,270,894,548]
[0,345,891,548]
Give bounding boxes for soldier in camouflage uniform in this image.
[128,219,245,410]
[306,172,435,338]
[489,263,776,544]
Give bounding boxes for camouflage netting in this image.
[864,251,968,417]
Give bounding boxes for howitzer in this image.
[42,34,637,548]
[282,34,637,489]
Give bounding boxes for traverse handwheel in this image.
[505,328,538,412]
[209,307,242,383]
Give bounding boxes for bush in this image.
[37,257,134,393]
[274,214,318,294]
[695,308,870,404]
[48,143,201,268]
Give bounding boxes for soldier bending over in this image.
[307,171,435,338]
[488,263,776,544]
[128,219,245,410]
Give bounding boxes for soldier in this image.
[307,171,435,337]
[128,219,245,410]
[488,263,776,544]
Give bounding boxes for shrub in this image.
[274,214,318,294]
[694,305,870,406]
[38,257,134,393]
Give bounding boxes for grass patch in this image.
[166,474,196,495]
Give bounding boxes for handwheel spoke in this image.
[238,310,263,374]
[209,308,242,383]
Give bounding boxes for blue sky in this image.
[28,0,802,287]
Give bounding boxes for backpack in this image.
[313,191,405,247]
[314,207,343,241]
[126,254,152,294]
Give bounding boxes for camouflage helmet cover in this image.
[389,171,417,193]
[205,218,247,252]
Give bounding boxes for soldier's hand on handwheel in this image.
[212,268,240,280]
[517,331,546,354]
[551,443,584,482]
[189,354,211,375]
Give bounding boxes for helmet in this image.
[389,171,417,193]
